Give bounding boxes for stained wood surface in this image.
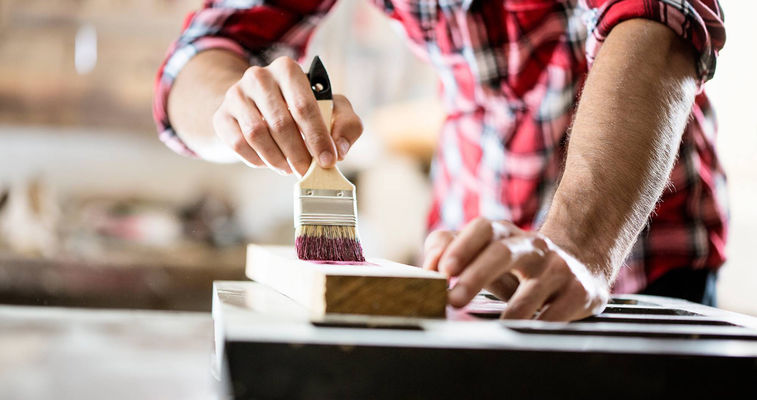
[245,244,447,317]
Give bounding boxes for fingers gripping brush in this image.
[294,56,365,262]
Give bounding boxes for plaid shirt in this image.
[154,0,727,294]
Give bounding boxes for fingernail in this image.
[448,284,468,307]
[275,168,288,176]
[440,256,458,276]
[318,151,334,167]
[337,138,350,157]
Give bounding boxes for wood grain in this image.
[245,244,447,317]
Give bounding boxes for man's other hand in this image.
[423,217,610,321]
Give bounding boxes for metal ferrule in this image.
[294,188,357,227]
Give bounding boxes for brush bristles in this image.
[295,225,365,262]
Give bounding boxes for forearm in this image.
[540,19,698,281]
[167,49,250,162]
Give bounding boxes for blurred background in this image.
[0,0,753,315]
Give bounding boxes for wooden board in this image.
[245,244,447,317]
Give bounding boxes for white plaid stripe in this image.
[218,0,264,8]
[162,43,198,81]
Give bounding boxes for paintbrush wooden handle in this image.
[297,99,354,190]
[318,99,333,136]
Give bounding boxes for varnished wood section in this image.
[246,244,447,317]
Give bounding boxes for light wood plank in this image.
[245,244,447,317]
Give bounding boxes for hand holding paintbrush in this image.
[294,57,365,262]
[181,52,366,261]
[179,53,363,176]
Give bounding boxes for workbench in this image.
[4,282,756,399]
[213,280,757,399]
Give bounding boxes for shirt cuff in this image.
[152,37,252,158]
[583,0,726,86]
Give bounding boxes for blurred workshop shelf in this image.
[0,248,246,311]
[0,0,196,133]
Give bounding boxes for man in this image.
[154,1,726,321]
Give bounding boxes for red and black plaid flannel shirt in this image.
[153,0,727,294]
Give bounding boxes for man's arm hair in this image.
[540,19,699,282]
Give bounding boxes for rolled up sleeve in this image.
[153,1,335,157]
[582,0,726,85]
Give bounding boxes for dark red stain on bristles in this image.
[309,260,378,266]
[295,236,365,262]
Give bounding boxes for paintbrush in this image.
[294,56,364,262]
